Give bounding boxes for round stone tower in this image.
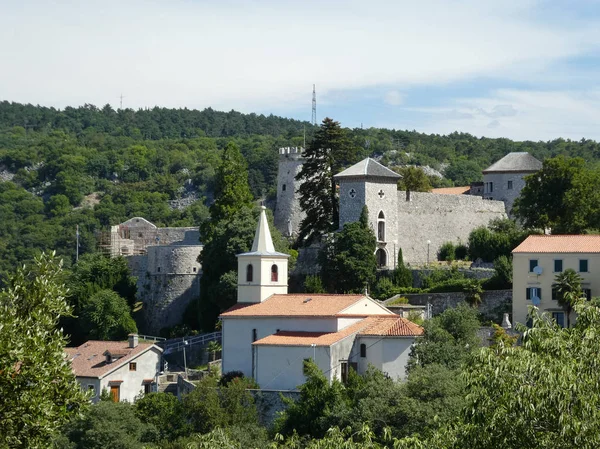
[274,147,306,237]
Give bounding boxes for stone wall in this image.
[389,289,512,323]
[482,171,529,217]
[411,268,495,288]
[274,148,305,237]
[396,191,506,265]
[251,389,300,427]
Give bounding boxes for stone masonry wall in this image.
[396,191,506,265]
[483,172,529,217]
[388,289,512,323]
[274,148,305,237]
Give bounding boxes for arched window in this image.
[246,264,253,282]
[360,343,367,358]
[376,249,387,268]
[377,211,385,242]
[271,264,278,282]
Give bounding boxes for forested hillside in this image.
[1,100,600,282]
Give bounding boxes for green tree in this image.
[134,392,188,441]
[394,248,413,288]
[0,253,89,448]
[553,268,585,328]
[397,166,432,201]
[513,155,600,232]
[304,274,325,293]
[80,289,138,340]
[56,400,156,449]
[320,206,377,293]
[444,159,482,186]
[45,194,72,218]
[463,279,483,307]
[408,303,480,371]
[297,118,358,243]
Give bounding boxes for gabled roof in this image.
[334,158,401,180]
[64,341,162,379]
[431,186,470,195]
[483,152,542,174]
[220,294,366,317]
[512,235,600,254]
[252,315,423,347]
[237,206,289,258]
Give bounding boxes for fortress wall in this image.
[396,191,507,265]
[274,148,305,237]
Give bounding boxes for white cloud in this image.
[384,90,404,106]
[1,0,599,115]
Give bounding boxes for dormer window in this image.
[246,264,253,282]
[271,264,278,282]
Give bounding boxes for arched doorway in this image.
[376,248,387,268]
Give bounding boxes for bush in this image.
[387,296,409,305]
[426,278,474,293]
[372,276,397,300]
[304,275,325,293]
[420,266,465,290]
[219,371,245,387]
[455,243,468,260]
[438,242,456,262]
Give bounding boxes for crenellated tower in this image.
[274,147,306,237]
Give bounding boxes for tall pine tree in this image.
[296,118,357,243]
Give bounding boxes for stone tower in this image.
[274,147,306,237]
[237,206,290,303]
[334,158,402,269]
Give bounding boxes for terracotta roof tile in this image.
[252,316,423,347]
[512,235,600,253]
[64,341,161,378]
[220,294,366,317]
[431,186,470,195]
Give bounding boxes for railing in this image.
[161,332,222,355]
[138,334,166,342]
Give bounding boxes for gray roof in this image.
[483,152,542,173]
[334,158,401,180]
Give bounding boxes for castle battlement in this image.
[278,146,305,157]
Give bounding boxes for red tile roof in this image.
[64,341,161,378]
[220,294,366,317]
[512,235,600,253]
[431,186,470,195]
[252,316,423,347]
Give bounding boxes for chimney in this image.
[128,333,139,348]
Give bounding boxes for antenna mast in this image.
[311,84,317,125]
[119,93,125,109]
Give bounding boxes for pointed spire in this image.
[251,206,276,253]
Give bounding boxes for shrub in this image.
[304,275,325,293]
[219,371,245,387]
[426,278,474,293]
[387,296,409,305]
[372,276,397,300]
[455,243,468,260]
[438,242,456,262]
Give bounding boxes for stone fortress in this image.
[101,217,203,334]
[274,150,542,265]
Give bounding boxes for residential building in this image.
[65,334,163,403]
[220,206,423,391]
[482,152,542,216]
[512,235,600,327]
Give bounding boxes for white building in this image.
[220,206,423,390]
[65,334,163,403]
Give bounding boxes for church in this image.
[220,206,423,390]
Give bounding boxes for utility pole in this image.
[311,84,317,126]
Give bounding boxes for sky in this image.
[1,0,600,141]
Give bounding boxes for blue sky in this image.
[1,0,600,141]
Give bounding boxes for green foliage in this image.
[80,289,137,340]
[397,166,432,192]
[134,392,188,441]
[387,296,409,305]
[482,255,513,290]
[372,276,397,300]
[463,279,483,307]
[297,118,359,243]
[444,159,482,185]
[467,218,532,262]
[394,248,414,288]
[553,268,585,328]
[437,242,455,262]
[319,206,377,293]
[514,155,600,233]
[303,274,325,293]
[57,400,156,449]
[408,303,480,371]
[420,266,465,290]
[0,253,89,448]
[454,243,468,261]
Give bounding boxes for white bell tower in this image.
[237,206,290,303]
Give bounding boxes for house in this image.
[482,152,542,216]
[220,206,423,390]
[65,334,163,403]
[512,235,600,327]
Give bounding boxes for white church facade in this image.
[220,207,424,390]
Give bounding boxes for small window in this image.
[271,264,278,282]
[378,211,385,219]
[489,182,493,193]
[552,311,565,328]
[360,343,366,358]
[129,362,137,371]
[282,184,286,191]
[526,287,542,301]
[584,288,592,301]
[157,267,161,273]
[554,259,563,273]
[144,383,151,395]
[138,232,143,238]
[193,267,197,273]
[252,329,257,342]
[246,264,253,282]
[88,385,96,396]
[579,259,589,273]
[552,287,558,301]
[529,259,538,272]
[507,180,513,189]
[377,221,385,242]
[341,362,349,384]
